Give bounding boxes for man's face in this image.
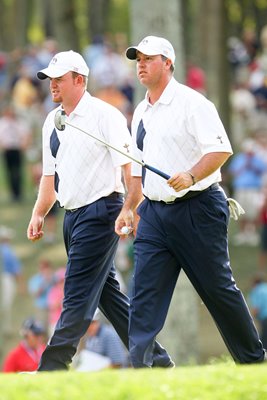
[26,332,45,349]
[136,51,167,88]
[49,71,77,103]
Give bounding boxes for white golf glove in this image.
[227,198,245,220]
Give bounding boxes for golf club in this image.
[54,110,170,180]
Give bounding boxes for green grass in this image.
[1,363,267,400]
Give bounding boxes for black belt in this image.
[66,192,124,213]
[146,183,219,205]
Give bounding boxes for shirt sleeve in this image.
[189,100,233,155]
[100,106,132,167]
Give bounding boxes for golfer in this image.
[27,50,173,370]
[115,36,266,367]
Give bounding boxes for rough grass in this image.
[1,363,267,400]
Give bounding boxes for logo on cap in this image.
[141,39,149,45]
[51,57,57,65]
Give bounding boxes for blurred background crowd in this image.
[1,0,267,372]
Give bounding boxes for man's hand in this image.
[115,208,134,236]
[27,215,45,242]
[115,207,141,237]
[167,172,194,192]
[27,175,56,242]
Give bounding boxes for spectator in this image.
[73,310,128,371]
[83,34,105,70]
[0,225,23,335]
[185,60,206,95]
[2,318,46,373]
[89,42,132,94]
[0,51,8,94]
[36,38,59,69]
[115,236,134,296]
[28,258,55,328]
[228,138,267,245]
[248,273,267,349]
[0,104,32,201]
[47,267,66,337]
[94,79,132,116]
[230,67,257,149]
[11,64,39,113]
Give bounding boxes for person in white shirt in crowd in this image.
[73,309,129,371]
[0,104,31,201]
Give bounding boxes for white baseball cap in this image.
[37,50,89,80]
[126,36,175,65]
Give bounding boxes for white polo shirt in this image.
[131,78,233,202]
[42,91,131,209]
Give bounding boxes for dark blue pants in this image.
[38,193,172,370]
[129,185,265,367]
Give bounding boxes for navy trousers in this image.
[38,193,172,370]
[129,185,265,367]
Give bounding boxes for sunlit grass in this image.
[1,363,267,400]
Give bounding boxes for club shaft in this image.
[64,121,170,180]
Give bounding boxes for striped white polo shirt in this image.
[131,77,233,202]
[42,91,131,209]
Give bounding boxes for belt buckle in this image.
[165,200,175,204]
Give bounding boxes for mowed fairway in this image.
[0,363,267,400]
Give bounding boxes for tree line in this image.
[0,0,267,54]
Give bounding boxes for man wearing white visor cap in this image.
[115,35,266,368]
[27,49,174,371]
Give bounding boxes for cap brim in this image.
[37,67,70,80]
[126,47,138,60]
[126,46,164,60]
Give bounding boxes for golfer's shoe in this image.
[166,360,175,368]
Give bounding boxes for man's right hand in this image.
[27,215,45,242]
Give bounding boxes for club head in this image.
[54,110,66,131]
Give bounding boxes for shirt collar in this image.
[69,91,91,118]
[145,77,177,106]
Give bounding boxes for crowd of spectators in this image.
[224,26,267,254]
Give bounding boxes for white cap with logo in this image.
[126,36,175,65]
[37,50,89,80]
